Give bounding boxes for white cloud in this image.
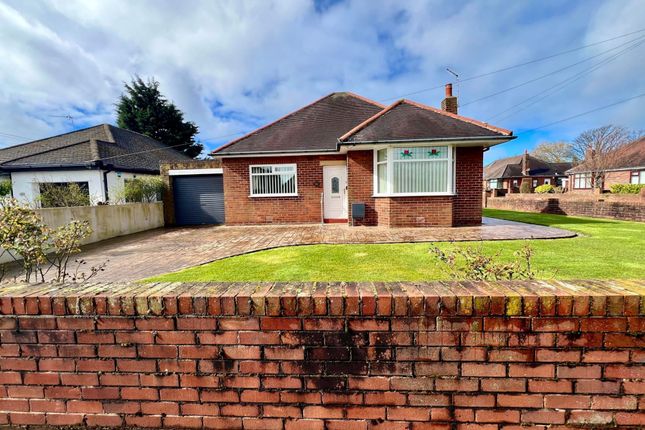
[0,0,643,160]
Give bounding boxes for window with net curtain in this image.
[375,146,452,195]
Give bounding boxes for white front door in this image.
[323,165,348,220]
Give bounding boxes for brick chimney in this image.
[522,150,530,176]
[441,83,458,114]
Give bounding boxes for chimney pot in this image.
[441,83,458,115]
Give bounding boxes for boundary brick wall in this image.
[0,281,643,429]
[486,194,645,222]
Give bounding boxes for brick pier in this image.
[0,280,643,428]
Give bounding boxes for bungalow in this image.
[484,151,572,194]
[209,85,515,227]
[0,124,191,206]
[566,137,645,192]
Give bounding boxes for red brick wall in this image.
[604,170,632,190]
[454,146,483,225]
[346,151,377,226]
[223,147,483,227]
[375,196,453,227]
[222,155,345,224]
[486,194,645,222]
[0,281,643,429]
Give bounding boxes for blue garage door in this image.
[173,175,225,225]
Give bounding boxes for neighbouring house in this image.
[204,84,515,228]
[484,151,572,194]
[566,137,645,192]
[0,124,191,206]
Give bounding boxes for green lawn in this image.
[146,209,645,282]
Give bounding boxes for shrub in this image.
[123,177,165,203]
[430,242,536,281]
[0,198,101,283]
[520,180,532,194]
[534,184,554,194]
[0,180,11,197]
[39,182,91,207]
[610,183,645,194]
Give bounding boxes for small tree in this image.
[520,179,532,194]
[0,180,11,197]
[116,76,203,158]
[122,177,165,203]
[531,141,575,163]
[39,183,91,208]
[570,125,642,191]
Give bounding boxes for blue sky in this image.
[0,0,643,163]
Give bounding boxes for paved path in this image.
[4,218,575,282]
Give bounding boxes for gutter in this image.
[336,135,516,146]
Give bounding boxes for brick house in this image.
[566,137,645,192]
[484,151,572,194]
[211,85,515,227]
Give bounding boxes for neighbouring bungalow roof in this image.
[212,93,514,156]
[339,99,512,144]
[0,124,191,173]
[567,137,645,174]
[484,154,572,180]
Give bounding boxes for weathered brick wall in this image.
[486,194,645,222]
[0,281,643,429]
[222,155,345,224]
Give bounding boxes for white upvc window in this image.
[249,164,297,197]
[630,170,644,184]
[574,173,592,189]
[373,145,455,196]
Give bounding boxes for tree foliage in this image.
[39,183,91,208]
[530,141,575,163]
[571,125,642,190]
[116,76,203,158]
[122,177,165,203]
[0,180,11,197]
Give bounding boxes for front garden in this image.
[147,209,645,282]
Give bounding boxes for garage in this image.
[171,169,225,226]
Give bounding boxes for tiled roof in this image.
[213,92,385,154]
[567,137,645,173]
[0,124,191,173]
[484,154,572,180]
[339,99,512,143]
[214,94,514,156]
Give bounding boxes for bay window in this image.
[249,164,297,197]
[374,145,454,196]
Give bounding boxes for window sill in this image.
[372,193,456,198]
[249,194,299,198]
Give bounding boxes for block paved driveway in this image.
[8,218,574,282]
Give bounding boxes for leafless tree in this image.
[531,141,575,163]
[570,125,643,190]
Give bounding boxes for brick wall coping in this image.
[0,280,642,317]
